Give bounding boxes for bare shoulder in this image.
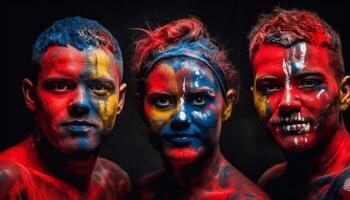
[95,157,129,179]
[136,170,164,200]
[219,165,270,200]
[93,157,131,196]
[258,161,287,187]
[139,170,163,187]
[0,160,34,199]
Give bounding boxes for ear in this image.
[116,83,127,115]
[250,86,253,93]
[22,78,37,112]
[340,75,350,111]
[222,89,236,121]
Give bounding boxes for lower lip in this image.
[63,125,94,133]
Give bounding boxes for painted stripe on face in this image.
[282,59,292,104]
[289,42,307,73]
[282,42,307,104]
[178,78,187,121]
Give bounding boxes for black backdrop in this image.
[1,0,349,185]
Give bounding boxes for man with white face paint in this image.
[248,8,350,199]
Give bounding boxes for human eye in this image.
[257,81,280,96]
[299,77,323,89]
[89,83,112,96]
[192,96,207,106]
[44,79,75,93]
[149,94,174,109]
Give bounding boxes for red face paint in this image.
[138,57,269,199]
[253,42,341,151]
[35,45,121,155]
[0,44,130,199]
[143,58,224,165]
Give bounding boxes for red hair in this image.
[248,8,344,79]
[133,17,238,91]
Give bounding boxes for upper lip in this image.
[161,133,197,140]
[272,113,312,126]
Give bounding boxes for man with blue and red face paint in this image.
[0,17,130,199]
[132,17,270,200]
[248,8,350,200]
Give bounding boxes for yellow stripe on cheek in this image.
[98,94,118,133]
[254,89,268,119]
[148,108,175,132]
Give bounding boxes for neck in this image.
[284,122,350,179]
[163,145,227,189]
[33,131,98,189]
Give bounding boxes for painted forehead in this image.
[152,57,219,89]
[41,45,120,79]
[254,42,331,74]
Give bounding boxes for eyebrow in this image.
[43,77,75,82]
[189,87,216,96]
[255,75,278,82]
[293,72,324,78]
[88,77,115,84]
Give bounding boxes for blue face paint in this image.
[145,57,223,151]
[141,38,228,98]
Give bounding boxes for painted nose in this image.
[68,87,90,116]
[170,110,191,131]
[278,87,301,116]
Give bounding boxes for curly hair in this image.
[133,17,238,99]
[248,7,344,79]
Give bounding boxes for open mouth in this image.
[273,114,314,135]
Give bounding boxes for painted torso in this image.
[259,133,350,200]
[137,158,269,200]
[0,136,130,200]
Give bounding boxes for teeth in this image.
[281,122,312,134]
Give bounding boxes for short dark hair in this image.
[31,16,123,82]
[248,7,344,80]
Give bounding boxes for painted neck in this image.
[33,131,97,188]
[285,122,350,178]
[163,145,226,188]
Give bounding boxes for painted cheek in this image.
[144,65,178,132]
[191,103,220,128]
[253,83,272,120]
[145,104,176,133]
[97,94,118,132]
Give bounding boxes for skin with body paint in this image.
[253,42,350,199]
[0,45,130,200]
[138,57,270,200]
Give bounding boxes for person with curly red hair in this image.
[132,17,269,200]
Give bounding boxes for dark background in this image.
[1,0,349,185]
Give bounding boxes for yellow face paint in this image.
[87,48,117,79]
[86,48,120,133]
[253,80,269,119]
[144,63,180,133]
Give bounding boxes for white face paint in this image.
[282,42,307,104]
[316,89,326,99]
[282,60,292,104]
[179,78,187,121]
[294,137,299,146]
